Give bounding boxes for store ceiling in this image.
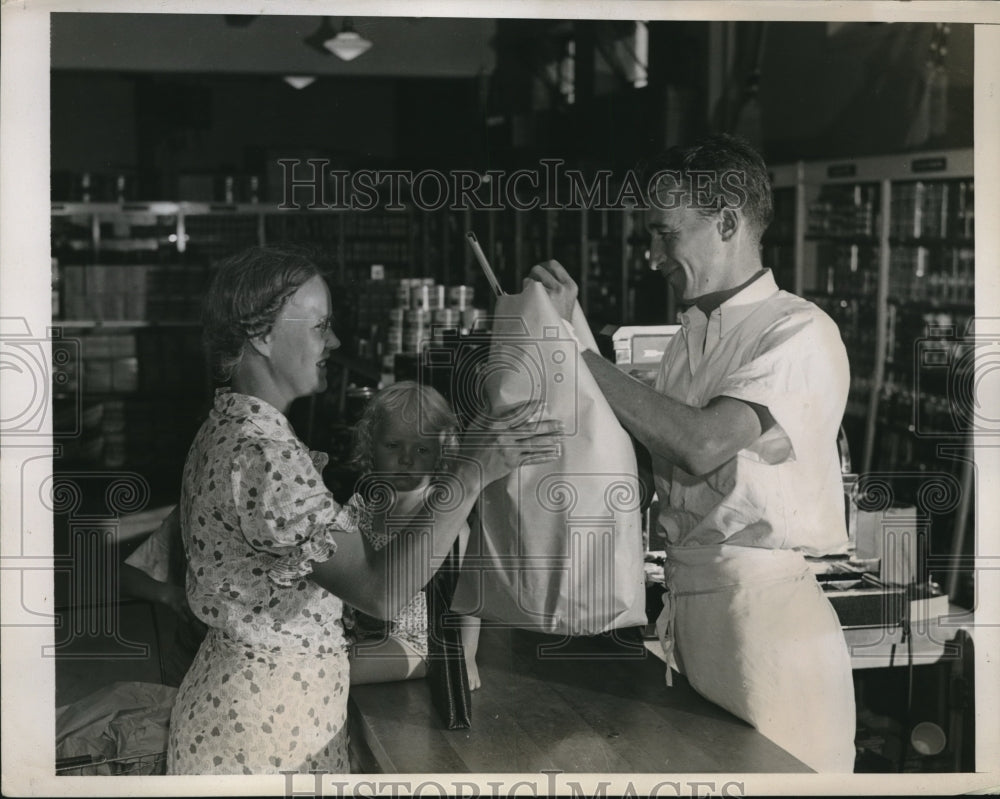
[50,13,497,77]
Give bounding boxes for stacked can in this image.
[412,280,446,313]
[407,278,439,353]
[395,281,412,310]
[403,308,433,353]
[385,306,406,356]
[385,281,488,356]
[463,307,486,332]
[448,285,474,310]
[431,307,462,346]
[447,285,486,332]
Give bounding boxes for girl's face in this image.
[372,414,443,492]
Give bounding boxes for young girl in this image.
[343,381,482,689]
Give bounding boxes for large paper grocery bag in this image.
[451,280,646,635]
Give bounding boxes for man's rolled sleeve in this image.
[715,313,849,466]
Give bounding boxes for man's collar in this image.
[679,269,779,336]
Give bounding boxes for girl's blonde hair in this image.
[349,381,459,475]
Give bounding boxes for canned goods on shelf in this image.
[449,285,475,309]
[431,327,461,346]
[402,331,428,353]
[402,328,427,347]
[432,308,462,326]
[410,283,446,311]
[404,309,432,325]
[462,307,487,331]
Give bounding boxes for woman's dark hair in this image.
[202,245,322,382]
[639,133,774,243]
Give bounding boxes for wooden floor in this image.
[349,624,812,774]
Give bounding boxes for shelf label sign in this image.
[827,163,857,178]
[911,157,948,173]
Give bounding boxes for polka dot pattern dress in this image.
[167,389,356,775]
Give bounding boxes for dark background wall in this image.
[50,19,975,200]
[759,22,973,160]
[51,73,138,173]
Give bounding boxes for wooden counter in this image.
[348,624,812,774]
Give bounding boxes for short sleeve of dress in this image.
[339,492,397,550]
[714,310,849,466]
[231,441,342,587]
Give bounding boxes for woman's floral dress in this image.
[167,389,356,775]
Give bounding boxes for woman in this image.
[166,246,562,774]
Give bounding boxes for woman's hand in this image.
[448,400,564,489]
[526,260,579,322]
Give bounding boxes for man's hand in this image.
[526,260,578,322]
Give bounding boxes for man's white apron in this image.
[656,544,856,772]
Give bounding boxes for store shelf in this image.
[800,149,974,185]
[55,389,206,400]
[763,147,974,608]
[805,234,881,244]
[805,290,880,302]
[55,320,202,328]
[888,298,975,312]
[889,237,975,247]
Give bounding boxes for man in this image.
[529,134,856,772]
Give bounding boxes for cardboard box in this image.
[856,506,924,586]
[604,325,681,367]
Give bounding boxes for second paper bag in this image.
[451,281,647,636]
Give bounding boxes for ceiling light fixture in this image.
[325,19,372,61]
[305,17,372,61]
[284,76,316,90]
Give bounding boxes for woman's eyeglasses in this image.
[280,316,335,336]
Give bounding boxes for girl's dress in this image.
[167,389,356,775]
[339,493,428,660]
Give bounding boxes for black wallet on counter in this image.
[425,542,472,730]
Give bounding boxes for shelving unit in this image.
[57,186,846,502]
[49,200,632,487]
[763,161,803,294]
[761,147,975,605]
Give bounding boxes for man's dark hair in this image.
[639,133,774,243]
